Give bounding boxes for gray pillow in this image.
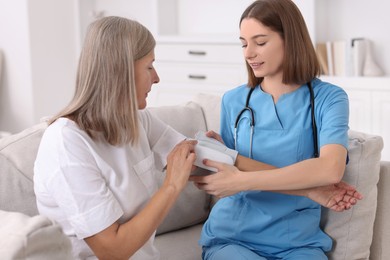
[321,130,383,260]
[148,102,212,235]
[0,122,47,216]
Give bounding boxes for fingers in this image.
[170,140,197,158]
[205,131,224,144]
[203,159,225,171]
[336,182,364,201]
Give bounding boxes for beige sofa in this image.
[0,94,389,260]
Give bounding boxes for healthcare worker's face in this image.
[134,50,160,109]
[240,18,285,79]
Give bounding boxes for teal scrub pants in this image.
[203,244,328,260]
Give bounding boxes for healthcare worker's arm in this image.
[85,140,196,260]
[235,153,362,211]
[191,143,347,195]
[191,150,361,212]
[190,130,362,211]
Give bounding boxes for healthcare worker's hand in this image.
[165,140,197,193]
[305,182,363,212]
[190,159,243,198]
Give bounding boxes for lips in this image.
[249,62,264,69]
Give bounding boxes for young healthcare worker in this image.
[33,16,197,259]
[34,14,359,260]
[191,0,353,259]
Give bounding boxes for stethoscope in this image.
[234,81,319,159]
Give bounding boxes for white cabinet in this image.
[321,76,390,161]
[148,41,246,107]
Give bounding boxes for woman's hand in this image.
[204,130,225,144]
[305,181,363,212]
[190,159,243,198]
[165,140,197,192]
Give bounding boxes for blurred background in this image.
[0,0,389,160]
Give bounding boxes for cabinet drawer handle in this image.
[188,74,207,80]
[188,50,207,56]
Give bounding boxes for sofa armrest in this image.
[370,161,390,260]
[0,210,72,259]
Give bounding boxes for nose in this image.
[153,69,160,84]
[244,44,257,60]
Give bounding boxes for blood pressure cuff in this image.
[193,131,238,172]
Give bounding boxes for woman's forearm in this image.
[235,154,307,196]
[85,182,181,259]
[234,145,346,193]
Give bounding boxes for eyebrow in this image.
[239,34,268,41]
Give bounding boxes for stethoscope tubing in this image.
[234,81,318,159]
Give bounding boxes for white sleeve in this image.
[37,125,123,239]
[138,110,185,170]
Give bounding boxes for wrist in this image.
[161,181,181,199]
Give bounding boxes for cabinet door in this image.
[372,91,390,161]
[155,63,245,86]
[345,89,372,134]
[147,83,227,107]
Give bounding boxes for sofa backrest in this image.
[0,101,213,236]
[148,101,212,235]
[0,122,47,216]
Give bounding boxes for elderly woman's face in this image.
[134,50,160,109]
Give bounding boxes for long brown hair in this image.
[240,0,320,87]
[50,16,155,145]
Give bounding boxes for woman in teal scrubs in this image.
[191,0,351,259]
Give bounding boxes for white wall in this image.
[0,0,389,133]
[0,0,78,133]
[0,1,34,132]
[316,0,390,75]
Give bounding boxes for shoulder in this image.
[138,109,167,129]
[222,84,250,103]
[40,118,95,152]
[312,78,348,103]
[43,118,80,140]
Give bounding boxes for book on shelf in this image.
[326,41,334,76]
[315,38,386,77]
[316,43,328,75]
[316,39,360,77]
[332,40,347,76]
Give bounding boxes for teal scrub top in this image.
[200,78,349,256]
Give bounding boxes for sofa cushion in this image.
[148,101,207,139]
[370,161,390,260]
[192,93,222,133]
[148,102,212,235]
[0,122,47,216]
[321,130,383,260]
[155,224,203,260]
[0,210,72,259]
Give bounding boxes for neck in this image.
[261,77,300,103]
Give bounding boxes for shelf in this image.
[320,76,390,91]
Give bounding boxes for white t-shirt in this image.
[34,110,185,259]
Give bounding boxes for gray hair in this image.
[50,16,156,145]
